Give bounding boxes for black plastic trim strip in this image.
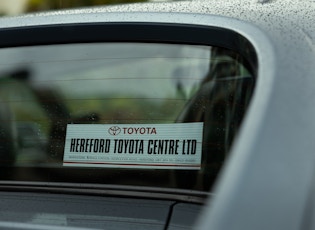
[0,22,257,74]
[0,181,209,204]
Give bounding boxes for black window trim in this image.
[0,22,257,75]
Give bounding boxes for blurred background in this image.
[0,0,151,16]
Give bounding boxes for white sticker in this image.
[63,123,203,170]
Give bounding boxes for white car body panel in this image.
[0,1,314,229]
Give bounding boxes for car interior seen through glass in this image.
[0,42,255,191]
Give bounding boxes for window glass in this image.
[0,43,255,191]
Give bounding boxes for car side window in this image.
[0,41,256,191]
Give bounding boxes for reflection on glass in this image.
[0,43,254,191]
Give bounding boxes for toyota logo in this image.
[108,126,121,136]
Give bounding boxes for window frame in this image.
[0,21,258,193]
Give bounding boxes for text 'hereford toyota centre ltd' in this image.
[63,123,203,169]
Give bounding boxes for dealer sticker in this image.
[63,122,203,170]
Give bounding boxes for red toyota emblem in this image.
[108,126,121,136]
